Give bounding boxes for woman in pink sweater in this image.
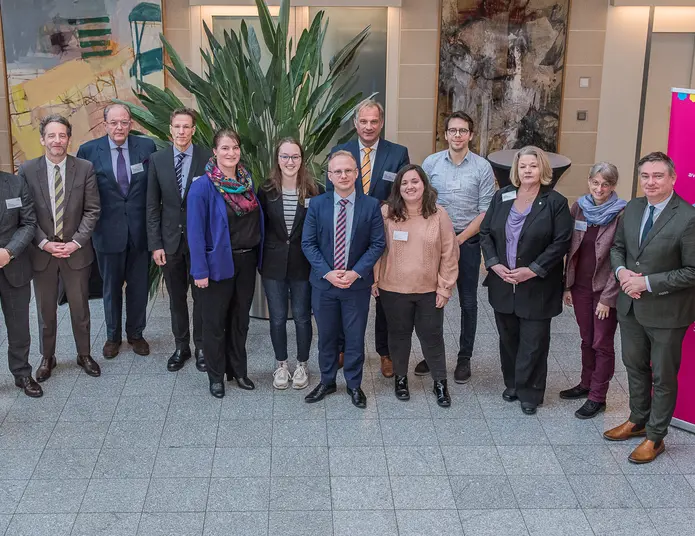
[373,165,459,406]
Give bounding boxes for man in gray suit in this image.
[0,168,39,396]
[606,152,695,464]
[19,115,101,381]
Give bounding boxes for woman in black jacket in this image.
[479,146,572,415]
[257,138,323,390]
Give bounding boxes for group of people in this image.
[0,98,693,466]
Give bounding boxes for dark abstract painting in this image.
[436,0,570,155]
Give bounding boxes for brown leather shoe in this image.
[603,420,647,441]
[628,438,665,464]
[381,355,394,378]
[128,337,150,356]
[338,352,344,370]
[77,355,101,377]
[36,355,57,382]
[15,376,43,398]
[103,340,121,359]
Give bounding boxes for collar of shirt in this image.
[108,137,129,152]
[334,190,356,206]
[173,144,194,159]
[358,138,379,155]
[45,156,67,178]
[444,148,471,166]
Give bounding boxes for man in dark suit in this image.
[606,152,695,464]
[147,108,211,372]
[328,99,409,378]
[19,114,101,381]
[302,151,385,408]
[0,169,40,396]
[77,103,157,358]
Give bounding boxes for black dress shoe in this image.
[209,381,225,398]
[167,348,191,372]
[36,355,56,382]
[454,359,471,384]
[414,360,429,376]
[394,375,410,400]
[347,386,367,408]
[235,377,255,390]
[575,399,606,419]
[127,337,150,356]
[15,376,43,398]
[433,379,451,407]
[521,402,537,415]
[305,383,337,403]
[76,355,101,377]
[194,348,207,372]
[502,388,518,402]
[559,384,590,400]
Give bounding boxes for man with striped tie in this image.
[302,151,385,408]
[147,108,212,372]
[20,115,101,381]
[328,99,410,378]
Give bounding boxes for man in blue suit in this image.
[302,150,385,408]
[328,99,409,378]
[77,104,157,358]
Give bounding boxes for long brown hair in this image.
[386,164,439,223]
[263,137,318,204]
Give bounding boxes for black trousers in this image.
[338,296,389,357]
[0,271,31,379]
[201,250,257,383]
[162,238,202,350]
[494,311,551,406]
[380,290,447,381]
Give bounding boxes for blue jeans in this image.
[262,277,312,362]
[457,236,481,360]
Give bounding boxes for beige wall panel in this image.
[556,164,591,198]
[396,131,434,164]
[400,0,440,30]
[165,0,192,30]
[166,72,193,101]
[400,30,438,65]
[0,131,11,166]
[653,7,695,32]
[569,0,609,31]
[560,99,600,132]
[566,30,606,65]
[398,98,436,131]
[559,132,598,166]
[164,29,193,65]
[398,64,437,98]
[563,65,604,98]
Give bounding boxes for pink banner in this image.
[668,88,695,432]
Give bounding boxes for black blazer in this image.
[480,185,572,319]
[0,172,36,287]
[146,144,212,254]
[257,182,325,280]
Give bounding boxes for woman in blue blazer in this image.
[187,129,265,398]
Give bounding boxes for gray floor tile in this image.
[103,420,164,449]
[568,474,640,508]
[376,392,432,419]
[0,480,28,514]
[159,419,218,448]
[46,421,109,449]
[137,512,205,536]
[271,446,328,477]
[0,450,41,480]
[327,419,382,446]
[144,478,209,512]
[487,418,549,446]
[268,509,332,536]
[113,397,170,421]
[273,391,325,420]
[16,479,88,513]
[216,420,272,447]
[509,475,578,509]
[212,447,271,477]
[207,478,270,511]
[332,510,398,536]
[329,446,388,476]
[628,474,695,508]
[166,396,221,421]
[384,446,446,476]
[5,396,67,422]
[81,479,150,513]
[0,421,53,450]
[270,477,331,510]
[4,513,76,536]
[390,476,455,509]
[609,444,682,475]
[458,509,529,536]
[33,448,99,479]
[521,509,593,536]
[497,446,564,475]
[72,374,127,398]
[203,511,268,536]
[59,396,119,422]
[554,445,623,475]
[93,448,157,479]
[325,390,380,419]
[441,445,505,475]
[122,374,176,397]
[380,418,439,446]
[647,508,695,536]
[584,508,656,535]
[71,513,141,536]
[396,509,463,535]
[539,417,605,445]
[449,476,517,509]
[330,476,393,510]
[152,447,214,478]
[668,445,695,474]
[433,418,494,446]
[272,419,327,447]
[0,515,10,535]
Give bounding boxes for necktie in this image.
[640,205,655,246]
[54,165,64,240]
[175,152,186,197]
[334,198,349,270]
[361,147,372,195]
[116,147,129,196]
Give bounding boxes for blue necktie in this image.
[175,152,186,197]
[640,205,655,246]
[116,147,129,196]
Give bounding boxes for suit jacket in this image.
[257,183,325,281]
[146,144,212,254]
[327,139,410,202]
[187,175,265,282]
[610,193,695,328]
[480,185,573,319]
[0,172,37,287]
[301,191,385,291]
[76,134,157,254]
[564,201,622,308]
[19,155,100,272]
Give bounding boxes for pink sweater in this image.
[374,205,460,297]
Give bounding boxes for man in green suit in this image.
[606,152,695,463]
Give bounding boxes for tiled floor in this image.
[0,284,694,535]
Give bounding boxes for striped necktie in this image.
[361,147,372,195]
[334,198,349,270]
[54,165,64,239]
[175,152,186,197]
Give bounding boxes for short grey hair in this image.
[588,162,619,186]
[353,98,384,122]
[103,103,131,122]
[39,114,72,138]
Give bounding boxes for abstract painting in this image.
[436,0,570,155]
[1,0,163,167]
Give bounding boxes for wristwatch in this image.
[4,248,14,260]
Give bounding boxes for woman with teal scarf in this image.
[187,128,265,398]
[562,162,627,419]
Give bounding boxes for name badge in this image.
[574,220,588,232]
[130,163,144,174]
[5,197,22,209]
[382,171,397,183]
[393,231,408,241]
[304,198,311,208]
[502,191,517,202]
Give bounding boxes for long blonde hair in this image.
[509,146,553,187]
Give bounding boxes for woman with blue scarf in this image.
[562,162,627,419]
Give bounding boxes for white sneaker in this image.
[292,362,310,390]
[273,361,291,390]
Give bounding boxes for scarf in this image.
[205,158,258,216]
[577,192,626,226]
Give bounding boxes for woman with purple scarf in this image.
[187,129,264,398]
[562,162,627,418]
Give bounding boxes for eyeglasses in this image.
[447,128,470,136]
[279,155,302,163]
[106,120,131,128]
[589,179,611,189]
[328,169,357,177]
